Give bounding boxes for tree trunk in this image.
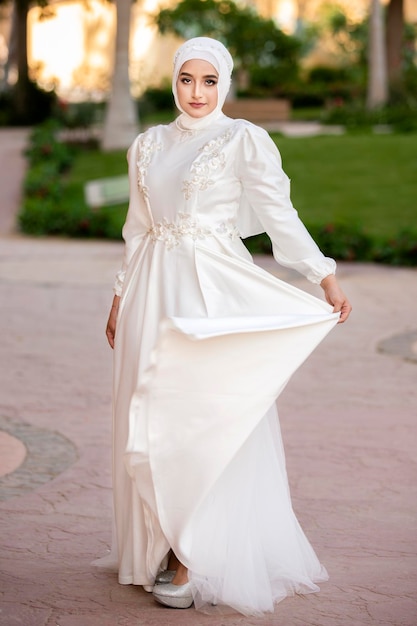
[386,0,404,83]
[2,3,17,90]
[14,0,30,120]
[367,0,388,109]
[101,0,139,151]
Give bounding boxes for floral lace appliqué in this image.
[147,213,239,250]
[136,136,162,199]
[182,130,232,200]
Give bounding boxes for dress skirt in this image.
[98,234,339,616]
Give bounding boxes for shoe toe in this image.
[153,582,193,609]
[154,569,176,584]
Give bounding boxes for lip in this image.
[189,103,206,108]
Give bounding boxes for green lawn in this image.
[62,132,417,241]
[60,148,128,236]
[273,133,417,238]
[65,148,127,184]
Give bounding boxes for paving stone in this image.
[0,128,416,626]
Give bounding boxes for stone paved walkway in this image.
[0,128,416,626]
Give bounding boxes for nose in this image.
[192,81,202,99]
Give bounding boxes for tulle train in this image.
[187,406,328,616]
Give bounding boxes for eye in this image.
[206,79,217,86]
[180,77,192,84]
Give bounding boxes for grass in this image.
[290,107,323,121]
[61,147,127,229]
[60,132,417,240]
[272,133,417,238]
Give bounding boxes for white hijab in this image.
[172,37,233,130]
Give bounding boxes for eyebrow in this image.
[179,72,218,79]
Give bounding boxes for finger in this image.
[331,298,343,314]
[337,302,352,323]
[106,328,115,349]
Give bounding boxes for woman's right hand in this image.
[106,296,121,349]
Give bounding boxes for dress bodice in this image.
[136,117,244,230]
[114,115,336,296]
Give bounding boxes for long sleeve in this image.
[236,124,336,284]
[113,135,148,295]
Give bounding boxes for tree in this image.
[101,0,139,151]
[386,0,404,84]
[0,0,52,123]
[367,0,388,109]
[155,0,301,93]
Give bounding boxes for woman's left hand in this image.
[320,274,352,323]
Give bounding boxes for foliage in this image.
[245,224,417,267]
[318,3,368,68]
[321,101,417,132]
[0,91,13,126]
[19,121,127,237]
[244,222,374,262]
[155,0,301,89]
[19,120,75,234]
[0,0,54,124]
[0,79,57,126]
[138,86,175,119]
[275,64,363,109]
[23,162,62,201]
[52,101,105,130]
[297,4,417,109]
[307,222,373,261]
[374,229,417,267]
[403,21,417,75]
[25,120,73,171]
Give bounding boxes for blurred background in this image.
[0,0,416,265]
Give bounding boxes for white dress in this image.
[106,114,339,616]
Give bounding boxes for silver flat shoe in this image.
[153,582,193,609]
[154,569,176,585]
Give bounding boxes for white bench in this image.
[84,175,129,209]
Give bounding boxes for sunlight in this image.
[22,0,417,100]
[28,0,167,99]
[275,0,297,34]
[29,3,85,91]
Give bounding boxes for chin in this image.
[186,106,213,118]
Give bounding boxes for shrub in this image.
[25,120,74,171]
[53,101,104,129]
[373,229,417,266]
[245,223,373,262]
[138,87,174,117]
[0,90,13,126]
[307,222,373,261]
[0,80,57,126]
[321,102,417,132]
[19,120,77,234]
[18,197,82,235]
[23,162,62,201]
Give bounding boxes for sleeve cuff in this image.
[113,270,126,296]
[306,258,337,284]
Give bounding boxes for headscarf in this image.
[172,37,233,130]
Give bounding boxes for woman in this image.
[103,37,351,616]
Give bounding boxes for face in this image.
[176,59,218,118]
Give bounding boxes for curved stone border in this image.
[378,329,417,363]
[0,431,27,476]
[0,416,78,501]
